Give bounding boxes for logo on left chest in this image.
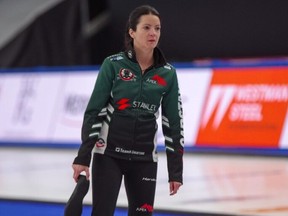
[146,74,167,86]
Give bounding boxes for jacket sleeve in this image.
[161,70,184,184]
[73,58,114,166]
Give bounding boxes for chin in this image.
[147,44,157,49]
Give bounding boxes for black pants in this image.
[91,153,157,216]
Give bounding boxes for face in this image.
[129,14,161,51]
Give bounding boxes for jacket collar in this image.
[125,47,167,69]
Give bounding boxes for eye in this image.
[143,25,150,30]
[155,26,161,31]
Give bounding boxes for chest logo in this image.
[117,98,131,110]
[119,68,135,81]
[147,75,167,86]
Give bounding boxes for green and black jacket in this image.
[74,48,184,183]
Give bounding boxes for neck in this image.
[134,47,154,72]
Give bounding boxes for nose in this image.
[149,29,157,36]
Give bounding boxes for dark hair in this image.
[124,5,161,50]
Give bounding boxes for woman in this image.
[72,5,184,216]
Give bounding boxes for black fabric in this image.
[64,175,90,216]
[106,111,156,161]
[91,153,157,216]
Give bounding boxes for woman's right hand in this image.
[72,164,90,182]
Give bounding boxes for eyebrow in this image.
[142,23,161,27]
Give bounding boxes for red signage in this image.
[196,67,288,148]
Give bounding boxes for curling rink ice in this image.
[0,147,288,216]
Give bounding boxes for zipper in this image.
[131,65,152,160]
[131,64,143,160]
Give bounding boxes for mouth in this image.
[148,39,156,43]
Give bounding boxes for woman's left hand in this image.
[169,181,182,195]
